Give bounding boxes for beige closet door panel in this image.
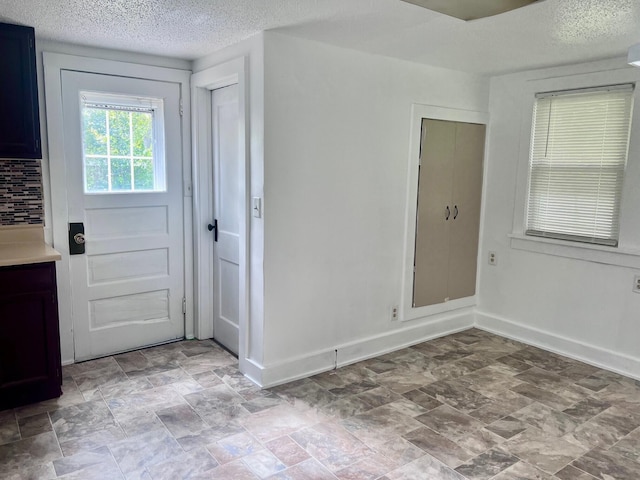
[413,119,455,307]
[448,122,485,301]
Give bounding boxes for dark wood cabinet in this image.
[0,22,42,159]
[0,262,62,410]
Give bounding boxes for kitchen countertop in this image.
[0,225,62,267]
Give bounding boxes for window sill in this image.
[509,233,640,269]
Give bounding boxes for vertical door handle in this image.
[445,206,450,221]
[453,205,458,219]
[207,220,218,242]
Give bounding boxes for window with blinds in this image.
[526,85,634,247]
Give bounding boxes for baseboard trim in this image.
[241,357,265,388]
[258,309,475,388]
[475,311,640,381]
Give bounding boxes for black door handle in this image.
[453,205,458,220]
[208,220,218,242]
[445,206,450,221]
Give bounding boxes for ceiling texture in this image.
[1,0,639,75]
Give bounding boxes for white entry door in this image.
[61,70,185,361]
[212,84,241,355]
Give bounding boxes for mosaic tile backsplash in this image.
[0,158,44,225]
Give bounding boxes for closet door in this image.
[448,122,486,300]
[413,119,455,307]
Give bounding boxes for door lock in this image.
[69,222,85,255]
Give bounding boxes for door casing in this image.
[43,52,192,365]
[401,104,489,323]
[191,57,255,380]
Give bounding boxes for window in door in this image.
[80,92,166,193]
[526,85,633,246]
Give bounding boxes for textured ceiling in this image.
[1,0,639,74]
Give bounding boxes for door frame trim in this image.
[401,104,489,324]
[42,52,193,364]
[191,57,250,371]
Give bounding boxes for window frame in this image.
[510,67,640,268]
[79,91,167,194]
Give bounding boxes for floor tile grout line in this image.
[552,454,592,479]
[44,410,62,457]
[104,443,128,480]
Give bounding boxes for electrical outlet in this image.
[634,276,640,294]
[391,305,399,321]
[488,251,498,266]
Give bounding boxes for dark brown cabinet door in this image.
[0,23,42,159]
[0,262,61,410]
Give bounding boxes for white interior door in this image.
[61,70,185,361]
[212,84,240,355]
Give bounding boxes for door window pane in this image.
[108,110,131,156]
[80,92,166,194]
[85,157,109,192]
[82,109,108,156]
[111,158,132,191]
[133,113,153,157]
[133,159,154,190]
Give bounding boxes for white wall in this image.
[477,57,640,379]
[260,32,489,385]
[193,34,266,369]
[34,40,190,364]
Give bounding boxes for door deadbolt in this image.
[74,233,85,245]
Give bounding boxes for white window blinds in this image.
[526,85,634,247]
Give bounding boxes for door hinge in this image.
[179,98,184,117]
[182,297,187,314]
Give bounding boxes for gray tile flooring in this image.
[1,329,640,479]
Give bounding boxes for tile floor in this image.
[1,329,640,479]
